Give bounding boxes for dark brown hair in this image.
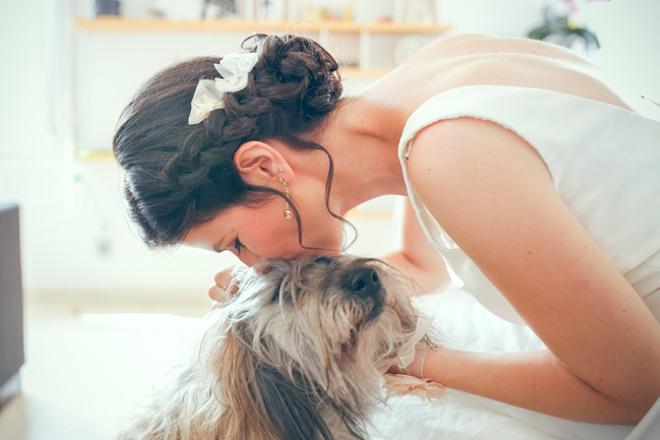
[112,33,356,251]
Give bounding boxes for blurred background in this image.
[0,0,658,438]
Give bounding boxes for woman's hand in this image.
[208,265,243,302]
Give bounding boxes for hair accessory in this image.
[188,52,259,125]
[279,177,293,220]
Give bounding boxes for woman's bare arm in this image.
[407,117,660,420]
[423,348,644,424]
[381,197,450,295]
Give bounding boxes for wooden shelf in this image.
[75,149,115,161]
[75,17,451,34]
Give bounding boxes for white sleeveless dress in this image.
[398,84,660,326]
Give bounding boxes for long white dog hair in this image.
[118,255,435,440]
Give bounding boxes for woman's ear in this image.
[233,141,293,187]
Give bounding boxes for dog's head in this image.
[118,255,429,440]
[203,255,424,440]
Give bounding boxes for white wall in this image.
[1,0,658,299]
[437,0,547,36]
[580,0,660,119]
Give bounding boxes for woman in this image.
[112,32,660,425]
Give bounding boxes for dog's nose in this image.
[347,267,381,297]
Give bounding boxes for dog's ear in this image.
[218,325,334,440]
[254,364,335,440]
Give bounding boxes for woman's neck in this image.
[315,95,409,216]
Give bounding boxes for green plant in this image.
[527,5,600,53]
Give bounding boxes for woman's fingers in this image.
[210,265,244,302]
[208,283,229,302]
[214,267,233,289]
[208,280,237,302]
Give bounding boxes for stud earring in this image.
[279,177,293,220]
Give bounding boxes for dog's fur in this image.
[118,255,433,440]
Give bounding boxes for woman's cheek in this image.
[253,228,286,258]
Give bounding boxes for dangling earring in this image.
[279,176,293,220]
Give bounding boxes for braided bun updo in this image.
[112,33,348,249]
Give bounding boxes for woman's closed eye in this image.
[213,238,242,255]
[233,238,242,255]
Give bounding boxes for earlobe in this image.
[233,141,293,186]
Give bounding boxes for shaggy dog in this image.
[118,255,436,440]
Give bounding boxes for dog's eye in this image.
[271,288,280,303]
[314,256,333,265]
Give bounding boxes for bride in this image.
[111,32,660,424]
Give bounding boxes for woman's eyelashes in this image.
[212,238,241,255]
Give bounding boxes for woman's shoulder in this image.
[404,114,552,201]
[371,33,622,124]
[407,114,534,162]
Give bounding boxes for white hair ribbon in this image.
[188,52,259,125]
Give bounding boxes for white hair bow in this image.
[188,52,259,125]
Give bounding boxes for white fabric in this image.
[366,288,635,439]
[397,84,660,325]
[188,52,259,124]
